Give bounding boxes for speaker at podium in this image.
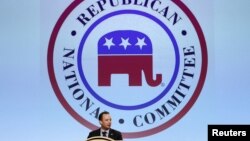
[86,136,123,141]
[86,112,123,141]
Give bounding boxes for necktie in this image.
[102,131,107,137]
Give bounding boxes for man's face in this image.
[100,114,112,130]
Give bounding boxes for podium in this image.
[86,136,117,141]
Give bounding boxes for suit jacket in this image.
[87,128,123,140]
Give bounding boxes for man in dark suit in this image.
[87,111,123,141]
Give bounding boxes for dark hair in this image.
[99,111,110,121]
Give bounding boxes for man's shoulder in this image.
[109,128,123,140]
[110,128,122,134]
[88,128,101,139]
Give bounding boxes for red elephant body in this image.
[98,55,162,86]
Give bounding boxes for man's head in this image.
[99,111,112,130]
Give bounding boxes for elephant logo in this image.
[49,0,208,138]
[98,30,162,87]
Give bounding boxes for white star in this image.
[119,38,131,49]
[103,38,115,49]
[135,37,147,49]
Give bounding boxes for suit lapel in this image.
[97,128,102,136]
[108,129,113,138]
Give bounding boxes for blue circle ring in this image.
[77,10,180,110]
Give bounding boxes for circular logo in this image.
[48,0,207,138]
